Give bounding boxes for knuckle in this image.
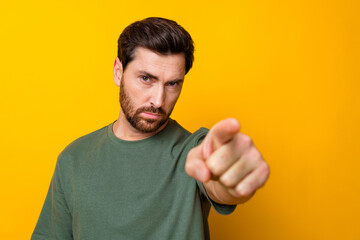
[236,184,253,197]
[261,162,270,176]
[207,150,230,176]
[248,148,261,161]
[220,174,236,188]
[240,135,253,148]
[187,147,197,158]
[257,163,270,187]
[184,159,195,175]
[264,163,270,178]
[207,160,220,176]
[218,149,231,163]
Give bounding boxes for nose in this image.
[150,85,165,109]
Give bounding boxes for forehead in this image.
[128,47,186,77]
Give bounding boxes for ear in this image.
[113,57,123,87]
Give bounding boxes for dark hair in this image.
[117,17,194,74]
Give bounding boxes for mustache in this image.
[135,106,166,115]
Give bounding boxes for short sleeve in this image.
[31,156,73,240]
[191,128,237,215]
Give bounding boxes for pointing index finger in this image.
[203,118,241,159]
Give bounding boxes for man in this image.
[32,17,269,239]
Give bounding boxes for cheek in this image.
[129,84,150,105]
[165,92,181,108]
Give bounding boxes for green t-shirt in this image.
[32,119,236,240]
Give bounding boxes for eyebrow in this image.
[137,70,184,83]
[138,71,159,80]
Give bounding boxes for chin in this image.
[136,118,167,133]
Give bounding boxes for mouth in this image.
[141,112,162,120]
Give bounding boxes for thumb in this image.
[202,118,240,159]
[185,144,211,183]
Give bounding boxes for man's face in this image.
[118,47,185,133]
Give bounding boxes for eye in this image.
[168,81,179,87]
[141,76,150,82]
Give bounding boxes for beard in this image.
[119,79,173,133]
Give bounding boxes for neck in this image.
[112,110,168,141]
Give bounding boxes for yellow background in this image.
[1,0,359,239]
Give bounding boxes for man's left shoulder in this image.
[170,119,209,149]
